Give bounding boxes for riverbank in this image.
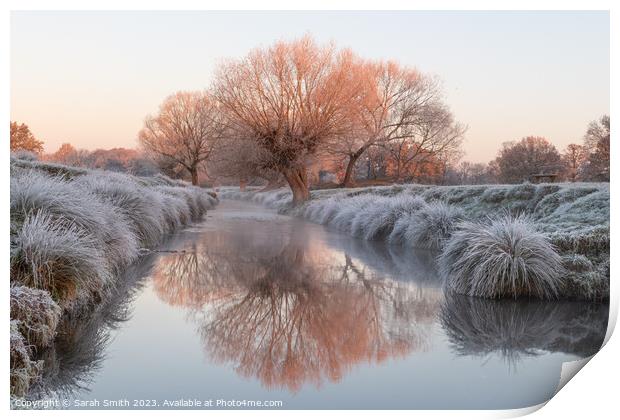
[10,157,218,397]
[220,182,609,302]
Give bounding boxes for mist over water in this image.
[35,200,608,409]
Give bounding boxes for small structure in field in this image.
[529,173,559,183]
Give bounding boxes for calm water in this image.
[37,200,608,409]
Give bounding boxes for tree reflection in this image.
[152,227,440,392]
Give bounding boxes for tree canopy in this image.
[492,136,564,183]
[10,122,44,154]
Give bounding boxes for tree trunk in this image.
[342,149,367,187]
[283,166,310,205]
[395,160,402,183]
[239,177,247,191]
[341,154,360,187]
[190,167,199,186]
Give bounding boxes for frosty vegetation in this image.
[439,214,564,299]
[220,181,609,302]
[9,157,218,398]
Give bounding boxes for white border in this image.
[2,2,616,419]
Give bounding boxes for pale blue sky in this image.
[11,11,609,162]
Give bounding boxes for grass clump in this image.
[10,286,62,349]
[155,187,192,230]
[10,321,43,398]
[303,195,342,224]
[11,157,88,179]
[11,170,140,273]
[11,150,39,161]
[329,194,377,233]
[11,211,110,306]
[439,214,564,299]
[72,174,167,248]
[404,201,464,249]
[353,194,427,241]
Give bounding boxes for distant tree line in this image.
[9,129,160,177]
[9,112,609,187]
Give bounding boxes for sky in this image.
[10,11,609,163]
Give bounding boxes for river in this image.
[36,200,608,409]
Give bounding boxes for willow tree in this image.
[213,37,361,204]
[139,91,223,185]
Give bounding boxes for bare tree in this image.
[384,103,465,182]
[582,115,610,181]
[359,145,390,180]
[327,61,446,187]
[491,136,564,183]
[562,143,587,182]
[433,145,466,185]
[444,161,495,185]
[213,36,362,204]
[10,122,44,154]
[138,91,224,185]
[209,135,282,190]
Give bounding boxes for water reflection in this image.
[327,234,442,285]
[30,255,157,399]
[440,292,608,365]
[152,226,440,392]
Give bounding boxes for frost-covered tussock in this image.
[11,286,62,350]
[9,158,218,397]
[403,202,464,250]
[220,182,609,301]
[11,320,42,398]
[439,214,564,299]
